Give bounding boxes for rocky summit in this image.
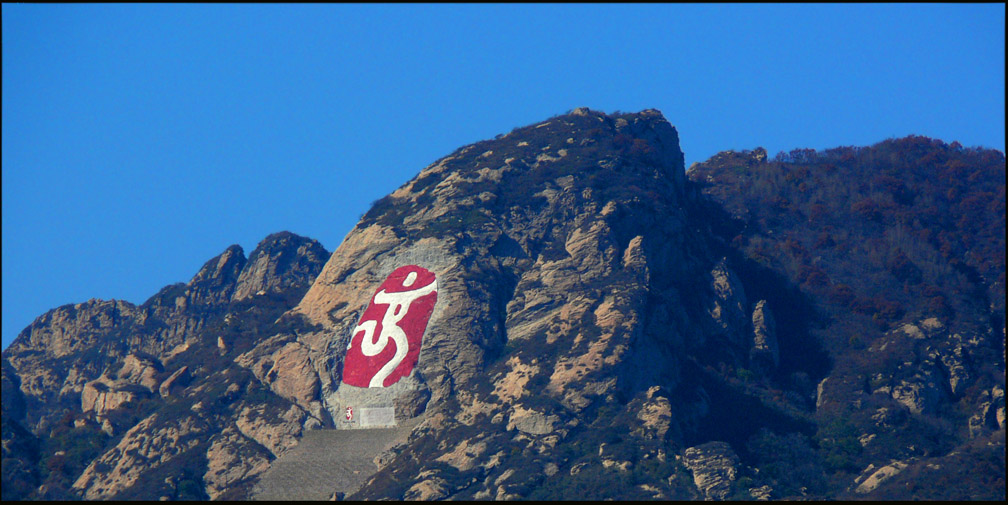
[2,108,1004,501]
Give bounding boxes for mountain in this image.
[687,139,1005,499]
[2,108,1004,501]
[3,231,330,500]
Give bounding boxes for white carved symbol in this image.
[351,276,438,388]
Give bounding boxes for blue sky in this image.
[2,4,1005,350]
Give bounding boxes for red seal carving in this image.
[341,265,438,388]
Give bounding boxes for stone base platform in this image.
[250,417,420,500]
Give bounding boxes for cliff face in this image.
[236,108,834,500]
[2,109,1004,501]
[258,107,704,421]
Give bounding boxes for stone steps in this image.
[250,419,419,501]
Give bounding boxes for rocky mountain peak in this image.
[187,244,246,305]
[293,109,689,331]
[1,232,328,453]
[232,231,329,302]
[262,109,785,495]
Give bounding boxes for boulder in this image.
[890,375,943,415]
[750,300,779,368]
[158,366,189,398]
[636,386,673,441]
[80,379,136,416]
[117,354,162,393]
[854,460,909,494]
[681,441,740,500]
[993,386,1005,430]
[404,471,448,500]
[749,484,773,500]
[507,407,559,436]
[707,259,749,349]
[968,387,1004,437]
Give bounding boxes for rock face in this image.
[707,259,750,351]
[6,299,145,432]
[203,426,272,501]
[245,108,705,440]
[263,341,320,408]
[1,360,41,501]
[337,109,811,502]
[80,354,163,417]
[72,413,206,499]
[749,300,778,369]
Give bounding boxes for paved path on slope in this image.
[251,418,420,501]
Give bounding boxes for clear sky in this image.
[2,4,1005,350]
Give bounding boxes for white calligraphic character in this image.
[353,272,438,387]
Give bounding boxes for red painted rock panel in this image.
[341,265,438,388]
